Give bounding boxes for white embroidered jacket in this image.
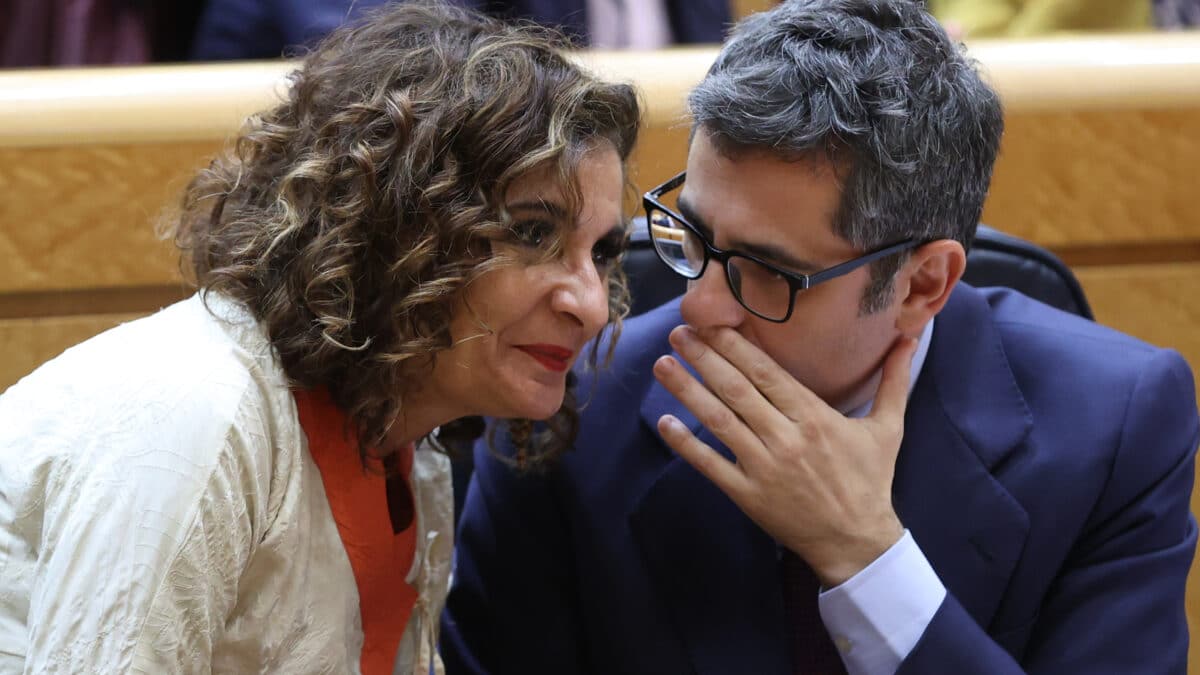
[0,294,452,674]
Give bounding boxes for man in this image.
[440,1,1200,673]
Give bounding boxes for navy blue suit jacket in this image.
[442,285,1199,674]
[190,0,729,61]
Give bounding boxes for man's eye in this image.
[742,261,785,284]
[511,220,556,248]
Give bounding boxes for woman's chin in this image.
[509,392,565,421]
[489,376,568,421]
[521,401,563,421]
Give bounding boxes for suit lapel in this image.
[894,285,1033,629]
[631,376,791,675]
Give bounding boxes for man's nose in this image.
[679,261,746,331]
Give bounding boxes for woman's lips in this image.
[516,344,573,372]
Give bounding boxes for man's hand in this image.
[653,325,918,587]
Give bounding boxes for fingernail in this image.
[673,327,699,356]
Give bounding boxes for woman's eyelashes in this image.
[507,217,627,275]
[510,218,557,249]
[591,231,628,272]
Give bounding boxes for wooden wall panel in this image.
[0,143,210,293]
[627,124,692,207]
[984,109,1200,248]
[2,106,1195,297]
[730,0,778,20]
[0,314,142,391]
[1076,263,1200,371]
[629,108,1200,252]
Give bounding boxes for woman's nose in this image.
[550,259,611,336]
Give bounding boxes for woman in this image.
[0,2,639,673]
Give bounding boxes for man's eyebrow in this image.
[676,196,820,274]
[676,196,712,240]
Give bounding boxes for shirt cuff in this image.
[817,530,946,675]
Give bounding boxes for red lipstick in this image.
[516,344,573,373]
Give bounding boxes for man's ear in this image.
[894,239,966,336]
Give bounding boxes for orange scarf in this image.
[293,388,419,675]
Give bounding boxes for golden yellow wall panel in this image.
[2,106,1193,297]
[0,143,212,293]
[0,313,143,391]
[1075,263,1200,371]
[730,0,779,20]
[984,109,1200,248]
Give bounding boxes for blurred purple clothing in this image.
[1,0,152,67]
[189,0,730,61]
[1155,0,1200,27]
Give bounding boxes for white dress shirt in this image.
[818,319,946,675]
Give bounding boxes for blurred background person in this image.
[461,0,730,47]
[1154,0,1200,28]
[189,0,730,61]
[0,0,206,66]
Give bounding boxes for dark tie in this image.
[780,549,848,675]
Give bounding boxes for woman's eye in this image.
[592,236,628,273]
[511,220,556,248]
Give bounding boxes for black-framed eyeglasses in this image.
[643,171,920,323]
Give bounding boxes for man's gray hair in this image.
[689,0,1003,311]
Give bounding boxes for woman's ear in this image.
[894,239,966,336]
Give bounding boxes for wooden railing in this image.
[2,32,1199,668]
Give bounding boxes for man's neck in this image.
[840,319,935,419]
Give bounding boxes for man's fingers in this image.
[652,353,768,466]
[658,414,752,498]
[868,336,919,427]
[693,326,824,419]
[668,325,811,436]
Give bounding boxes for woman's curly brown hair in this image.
[168,1,640,469]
